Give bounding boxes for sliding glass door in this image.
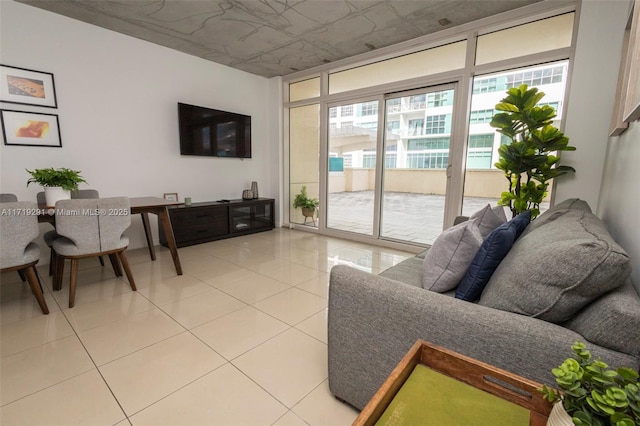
[326,99,380,236]
[325,84,457,244]
[381,87,455,245]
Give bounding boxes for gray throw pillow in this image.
[469,204,507,238]
[422,219,483,292]
[520,198,591,238]
[479,210,631,323]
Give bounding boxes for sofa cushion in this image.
[520,198,591,238]
[470,205,507,238]
[422,219,483,292]
[380,256,425,288]
[456,211,531,302]
[564,281,640,357]
[479,209,631,323]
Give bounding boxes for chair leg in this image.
[54,254,65,291]
[24,266,49,314]
[68,258,79,308]
[98,256,105,266]
[49,248,55,276]
[117,250,137,291]
[109,254,123,277]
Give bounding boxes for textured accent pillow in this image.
[422,219,483,292]
[492,205,508,223]
[469,204,507,239]
[455,211,531,302]
[479,210,631,323]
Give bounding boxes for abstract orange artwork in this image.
[15,120,50,138]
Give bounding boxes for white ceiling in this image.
[17,0,541,78]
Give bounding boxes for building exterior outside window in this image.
[327,62,567,170]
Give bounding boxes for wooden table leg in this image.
[140,212,156,261]
[157,207,183,275]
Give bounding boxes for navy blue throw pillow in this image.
[456,211,531,302]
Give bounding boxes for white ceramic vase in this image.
[547,402,574,426]
[44,186,71,207]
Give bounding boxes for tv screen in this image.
[178,103,251,158]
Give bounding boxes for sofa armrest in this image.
[328,265,638,410]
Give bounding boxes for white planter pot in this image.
[44,187,71,207]
[547,402,574,426]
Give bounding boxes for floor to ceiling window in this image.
[285,5,576,247]
[461,61,570,218]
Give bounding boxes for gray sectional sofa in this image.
[327,199,640,410]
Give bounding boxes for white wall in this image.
[555,0,630,208]
[599,121,640,292]
[562,0,639,292]
[0,1,280,254]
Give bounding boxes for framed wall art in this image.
[1,109,62,147]
[0,64,58,108]
[163,193,178,201]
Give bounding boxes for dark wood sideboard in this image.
[159,198,275,248]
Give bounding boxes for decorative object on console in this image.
[242,190,253,200]
[490,84,576,219]
[26,167,87,207]
[539,340,640,426]
[251,181,258,199]
[2,110,62,147]
[0,64,58,108]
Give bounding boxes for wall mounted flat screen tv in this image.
[178,102,251,158]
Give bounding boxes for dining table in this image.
[38,196,183,275]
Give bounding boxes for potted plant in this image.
[539,341,640,426]
[26,167,87,207]
[293,185,319,225]
[490,84,576,219]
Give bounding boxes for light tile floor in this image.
[0,228,415,426]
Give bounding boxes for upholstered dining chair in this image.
[0,193,18,202]
[0,201,50,314]
[39,189,105,275]
[52,197,136,308]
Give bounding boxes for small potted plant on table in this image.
[540,341,640,426]
[26,167,87,207]
[293,186,319,226]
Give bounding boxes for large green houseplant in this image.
[490,84,576,219]
[540,341,640,426]
[26,167,87,206]
[293,185,319,225]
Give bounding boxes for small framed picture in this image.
[163,193,178,201]
[0,65,58,108]
[1,109,62,148]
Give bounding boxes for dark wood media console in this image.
[159,198,275,248]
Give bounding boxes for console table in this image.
[159,198,275,248]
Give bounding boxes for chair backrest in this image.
[0,193,18,203]
[71,189,99,199]
[54,197,130,253]
[0,201,40,268]
[37,189,99,205]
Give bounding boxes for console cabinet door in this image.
[230,201,274,234]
